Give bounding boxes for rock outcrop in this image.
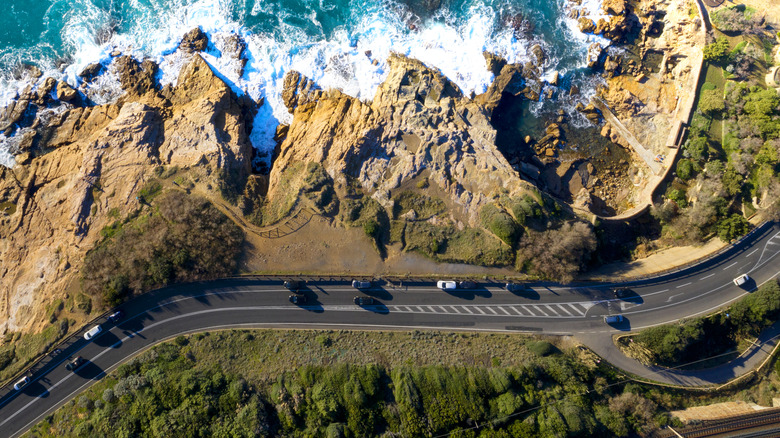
[270,54,535,226]
[0,53,255,333]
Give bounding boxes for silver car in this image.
[13,376,30,391]
[352,280,372,289]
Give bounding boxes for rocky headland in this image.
[0,47,255,332]
[0,0,705,334]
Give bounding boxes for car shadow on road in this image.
[360,302,390,315]
[508,288,540,300]
[616,290,644,304]
[443,289,492,300]
[294,291,324,313]
[363,289,393,301]
[93,331,122,349]
[73,361,105,381]
[738,278,757,291]
[21,381,49,399]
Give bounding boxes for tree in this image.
[699,88,725,117]
[717,214,749,242]
[676,159,695,180]
[703,37,731,63]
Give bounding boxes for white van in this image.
[84,325,102,341]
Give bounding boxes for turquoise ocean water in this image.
[0,0,610,167]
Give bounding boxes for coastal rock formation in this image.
[0,54,254,332]
[271,53,535,226]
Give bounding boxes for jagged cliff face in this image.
[272,54,535,225]
[0,54,254,333]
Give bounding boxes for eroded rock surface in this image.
[0,54,254,332]
[271,54,536,226]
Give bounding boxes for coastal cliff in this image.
[0,53,254,333]
[272,54,536,226]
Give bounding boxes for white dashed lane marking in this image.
[384,301,599,318]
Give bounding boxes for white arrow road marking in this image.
[666,293,683,303]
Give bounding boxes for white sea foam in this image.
[0,0,598,168]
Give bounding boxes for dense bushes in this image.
[703,37,731,63]
[82,191,244,306]
[515,222,597,283]
[480,204,521,246]
[711,6,762,34]
[29,333,668,438]
[637,280,780,366]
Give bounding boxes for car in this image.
[289,295,307,305]
[604,315,624,324]
[284,280,302,291]
[613,288,632,298]
[83,325,102,341]
[437,281,457,291]
[107,310,124,323]
[13,376,30,391]
[458,281,477,289]
[733,274,750,286]
[505,283,529,293]
[65,357,86,371]
[354,296,374,306]
[352,280,372,290]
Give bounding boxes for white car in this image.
[13,376,30,391]
[437,281,457,291]
[83,325,102,341]
[733,274,750,286]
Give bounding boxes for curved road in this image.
[1,223,779,437]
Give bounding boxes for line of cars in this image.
[13,310,125,392]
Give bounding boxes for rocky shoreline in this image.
[0,0,704,332]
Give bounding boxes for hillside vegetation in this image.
[26,330,673,438]
[82,190,244,306]
[633,279,780,367]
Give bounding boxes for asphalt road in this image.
[1,222,779,437]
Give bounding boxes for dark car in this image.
[354,296,374,306]
[289,295,307,305]
[458,281,477,289]
[284,280,302,291]
[505,283,529,293]
[65,356,86,371]
[108,310,124,323]
[613,288,632,299]
[352,280,372,289]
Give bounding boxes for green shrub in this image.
[480,204,520,246]
[676,159,695,180]
[716,214,750,242]
[363,220,379,237]
[526,341,556,356]
[666,188,688,208]
[699,88,725,117]
[703,36,731,63]
[138,179,163,202]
